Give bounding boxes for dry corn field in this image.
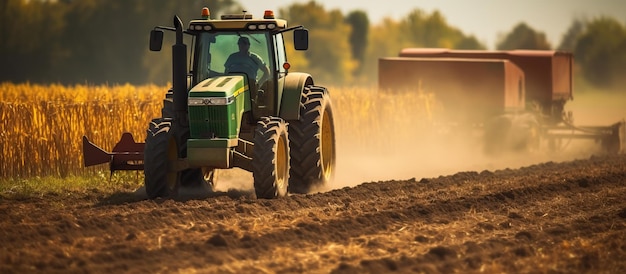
[0,83,167,177]
[0,83,439,178]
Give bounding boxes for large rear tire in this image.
[288,86,336,194]
[252,117,290,199]
[144,118,179,198]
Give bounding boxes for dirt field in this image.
[1,152,625,273]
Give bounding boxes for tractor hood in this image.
[188,75,247,103]
[187,75,250,140]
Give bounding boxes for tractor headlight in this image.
[208,97,228,105]
[188,98,202,106]
[188,97,232,106]
[189,24,213,31]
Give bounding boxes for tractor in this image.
[82,8,336,199]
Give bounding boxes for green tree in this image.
[141,0,240,85]
[455,35,484,49]
[57,0,142,83]
[58,0,238,85]
[0,0,238,85]
[361,9,485,86]
[574,17,626,89]
[279,1,356,85]
[360,18,403,85]
[345,10,369,75]
[421,10,450,47]
[558,18,586,51]
[496,22,551,50]
[400,10,484,49]
[0,0,66,83]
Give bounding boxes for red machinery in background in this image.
[379,48,625,154]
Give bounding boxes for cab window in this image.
[194,32,273,84]
[274,33,287,77]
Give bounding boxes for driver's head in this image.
[237,37,250,52]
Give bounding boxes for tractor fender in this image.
[279,72,314,120]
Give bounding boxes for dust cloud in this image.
[326,88,626,191]
[566,91,626,125]
[212,169,253,192]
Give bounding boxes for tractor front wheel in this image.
[252,117,290,199]
[144,118,179,198]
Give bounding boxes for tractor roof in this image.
[188,9,287,32]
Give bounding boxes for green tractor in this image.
[82,8,336,199]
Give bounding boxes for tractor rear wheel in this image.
[144,118,179,198]
[252,117,290,199]
[288,86,336,194]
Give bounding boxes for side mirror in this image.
[294,29,308,50]
[149,30,164,51]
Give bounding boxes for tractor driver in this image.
[224,37,270,88]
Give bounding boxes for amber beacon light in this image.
[201,7,210,19]
[263,10,275,19]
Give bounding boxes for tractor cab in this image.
[149,9,308,118]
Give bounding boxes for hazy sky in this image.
[237,0,626,49]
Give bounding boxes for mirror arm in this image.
[154,26,194,35]
[154,26,175,32]
[274,25,304,34]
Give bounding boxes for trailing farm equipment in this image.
[379,48,625,154]
[83,8,336,199]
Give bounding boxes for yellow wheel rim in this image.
[320,111,334,180]
[276,134,288,188]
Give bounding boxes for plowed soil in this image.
[2,153,626,273]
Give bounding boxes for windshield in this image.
[194,32,272,85]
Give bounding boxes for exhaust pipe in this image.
[172,15,188,116]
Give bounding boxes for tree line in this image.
[1,0,625,90]
[0,0,239,85]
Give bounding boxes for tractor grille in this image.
[189,105,230,138]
